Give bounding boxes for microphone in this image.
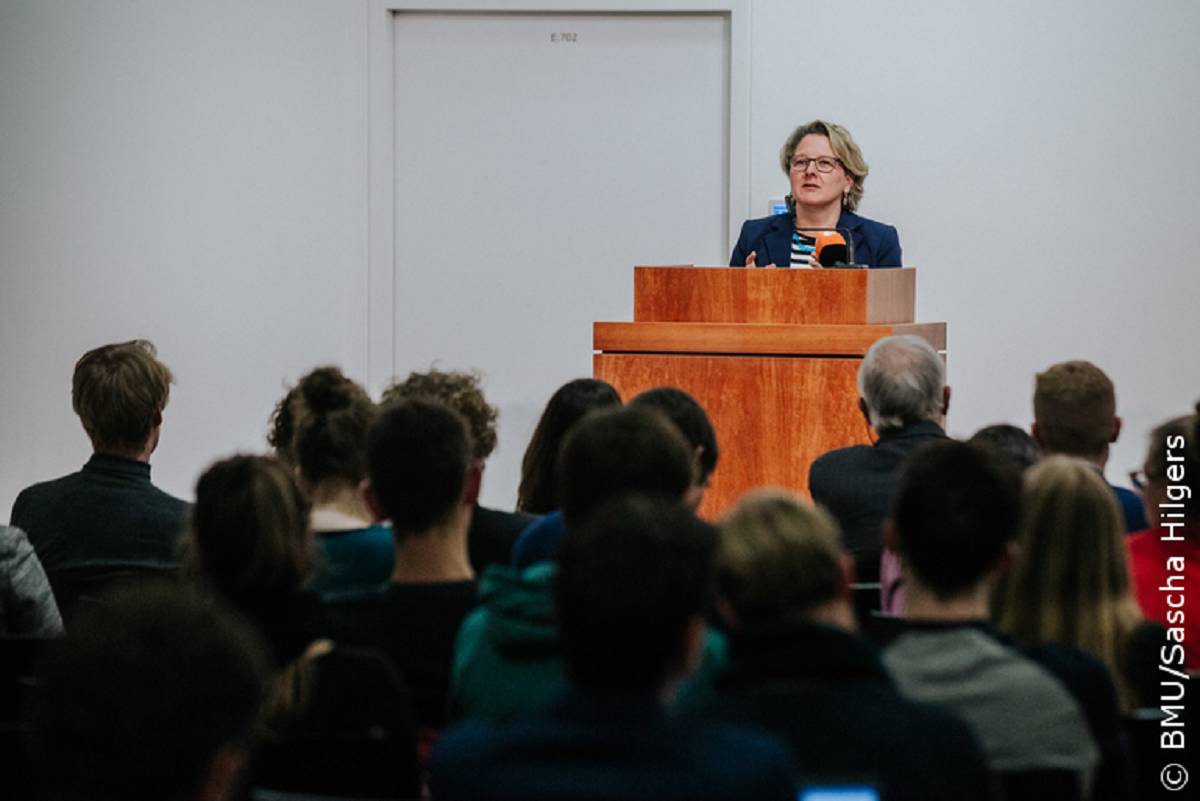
[815,230,849,267]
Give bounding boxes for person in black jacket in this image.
[702,488,999,801]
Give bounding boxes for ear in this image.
[882,518,901,555]
[994,539,1019,576]
[857,396,871,426]
[461,462,483,507]
[361,479,387,525]
[1030,422,1045,450]
[152,408,163,428]
[941,386,951,417]
[1111,416,1122,444]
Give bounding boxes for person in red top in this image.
[1127,406,1200,671]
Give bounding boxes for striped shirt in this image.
[791,232,816,268]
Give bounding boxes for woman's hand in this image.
[744,250,778,269]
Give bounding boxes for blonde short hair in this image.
[72,340,173,452]
[993,456,1142,711]
[779,120,868,213]
[1033,360,1117,459]
[718,489,843,623]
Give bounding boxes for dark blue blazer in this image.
[730,210,902,268]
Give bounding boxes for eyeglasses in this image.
[789,156,842,173]
[1129,470,1162,492]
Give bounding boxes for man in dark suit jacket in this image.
[808,335,949,614]
[430,495,796,801]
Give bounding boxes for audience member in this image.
[325,399,481,740]
[269,366,391,596]
[190,455,420,799]
[1126,407,1200,670]
[10,340,187,616]
[29,581,269,801]
[808,334,948,617]
[1032,360,1147,533]
[993,456,1154,712]
[431,494,796,801]
[628,385,721,511]
[511,403,694,568]
[882,422,1042,615]
[451,406,720,723]
[515,377,621,515]
[0,525,61,637]
[878,440,1131,800]
[702,489,999,801]
[969,423,1042,472]
[383,368,537,573]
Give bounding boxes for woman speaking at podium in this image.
[730,120,902,269]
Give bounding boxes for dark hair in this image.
[968,423,1042,472]
[31,581,269,801]
[517,378,622,514]
[629,386,720,482]
[191,455,312,605]
[367,399,471,536]
[382,369,498,461]
[291,367,376,487]
[892,440,1022,599]
[72,339,173,453]
[559,406,695,524]
[556,494,717,694]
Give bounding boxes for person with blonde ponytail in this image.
[993,455,1151,713]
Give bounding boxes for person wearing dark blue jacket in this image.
[730,120,901,269]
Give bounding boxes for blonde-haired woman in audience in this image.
[188,454,420,799]
[993,455,1152,713]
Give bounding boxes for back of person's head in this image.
[558,406,694,525]
[517,378,622,514]
[993,456,1142,709]
[382,368,498,463]
[1033,360,1118,459]
[72,339,174,453]
[31,581,269,801]
[892,440,1022,599]
[717,489,844,624]
[556,493,718,695]
[857,335,945,433]
[968,423,1042,472]
[629,386,720,483]
[191,455,312,606]
[274,366,376,489]
[367,398,472,537]
[1142,405,1200,525]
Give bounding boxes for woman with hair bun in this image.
[269,366,392,596]
[731,120,901,269]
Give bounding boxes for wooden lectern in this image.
[593,266,945,519]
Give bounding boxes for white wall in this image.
[0,0,370,511]
[746,0,1200,482]
[2,0,1198,517]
